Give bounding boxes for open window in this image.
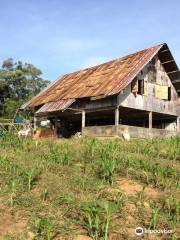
[168,87,171,101]
[138,79,144,95]
[131,79,147,96]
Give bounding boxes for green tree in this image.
[0,58,49,117]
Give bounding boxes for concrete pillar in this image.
[149,111,152,129]
[177,117,180,132]
[115,107,119,126]
[82,110,85,128]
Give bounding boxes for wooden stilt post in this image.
[149,111,152,129]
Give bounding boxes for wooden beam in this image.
[90,95,106,101]
[149,112,152,129]
[172,79,180,84]
[66,107,84,111]
[162,60,175,65]
[115,107,119,126]
[167,70,179,75]
[74,107,115,114]
[159,49,170,54]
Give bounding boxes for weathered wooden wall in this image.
[117,56,179,116]
[72,96,117,111]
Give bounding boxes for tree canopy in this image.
[0,58,50,117]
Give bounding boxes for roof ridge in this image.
[61,43,165,76]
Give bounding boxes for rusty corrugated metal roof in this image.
[35,99,75,115]
[25,44,164,108]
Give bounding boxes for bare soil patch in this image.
[116,177,164,199]
[0,207,27,237]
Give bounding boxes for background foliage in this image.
[0,58,50,117]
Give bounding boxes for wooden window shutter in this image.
[131,79,138,93]
[143,80,148,96]
[155,85,168,100]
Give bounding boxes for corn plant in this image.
[50,146,60,163]
[100,146,120,185]
[168,199,179,232]
[34,216,42,235]
[84,203,101,240]
[175,201,180,223]
[142,171,149,185]
[44,217,53,240]
[115,192,125,210]
[149,206,160,229]
[42,188,48,201]
[170,215,178,232]
[165,197,172,217]
[61,146,70,166]
[44,144,71,166]
[84,200,118,240]
[122,156,135,176]
[26,168,39,191]
[152,139,161,159]
[81,175,88,192]
[103,201,117,240]
[136,186,146,202]
[81,139,97,174]
[85,138,98,161]
[9,179,16,205]
[33,216,53,239]
[175,180,180,189]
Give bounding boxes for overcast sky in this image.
[0,0,180,81]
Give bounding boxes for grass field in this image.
[0,134,179,240]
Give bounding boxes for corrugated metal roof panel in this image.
[26,44,164,108]
[35,99,75,115]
